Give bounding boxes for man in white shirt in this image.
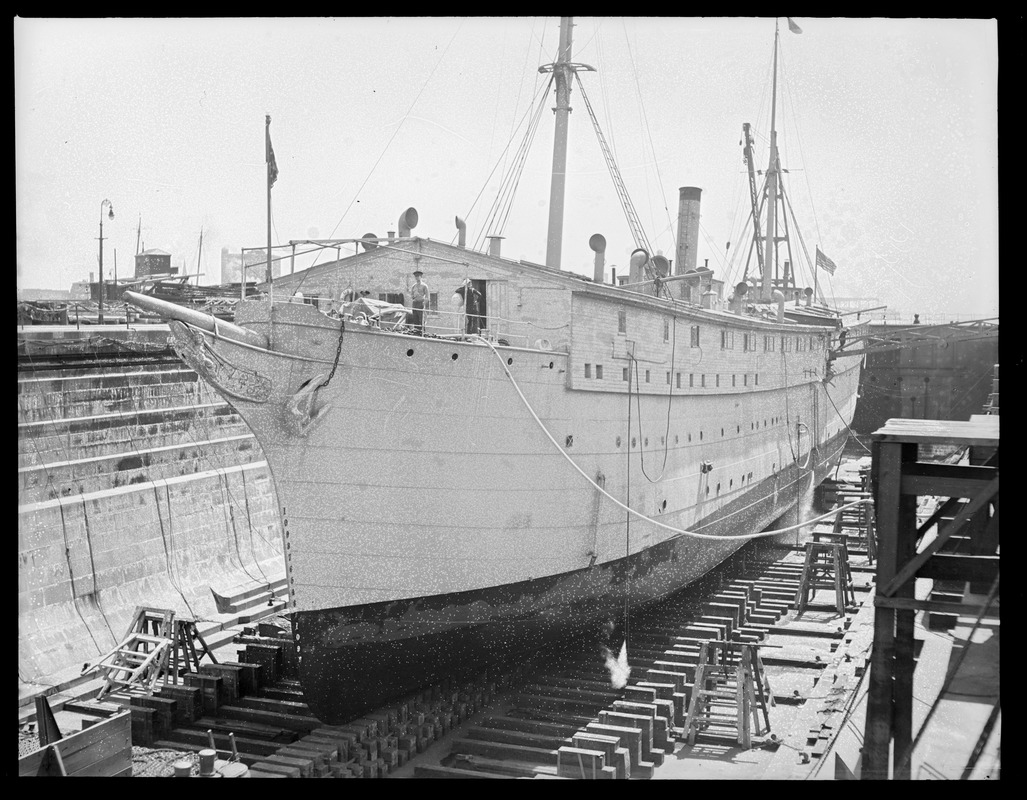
[410,270,429,335]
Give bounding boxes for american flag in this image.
[266,115,279,189]
[816,247,837,275]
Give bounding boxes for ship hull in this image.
[293,426,847,723]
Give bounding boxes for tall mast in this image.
[544,17,575,270]
[761,19,781,302]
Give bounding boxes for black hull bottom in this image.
[293,430,848,723]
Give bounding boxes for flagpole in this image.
[266,114,274,303]
[814,246,820,307]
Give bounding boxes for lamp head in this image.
[108,205,115,220]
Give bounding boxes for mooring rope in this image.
[477,336,870,542]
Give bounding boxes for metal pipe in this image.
[589,233,606,284]
[455,216,467,248]
[398,207,419,237]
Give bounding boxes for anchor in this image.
[285,374,332,436]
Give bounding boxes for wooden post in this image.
[861,439,917,779]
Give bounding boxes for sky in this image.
[15,17,999,319]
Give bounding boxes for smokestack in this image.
[487,236,503,258]
[675,187,702,284]
[398,207,418,238]
[589,234,606,284]
[455,216,467,248]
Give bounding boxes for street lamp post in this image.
[98,199,115,324]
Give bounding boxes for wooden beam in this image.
[880,477,998,597]
[916,554,1000,584]
[900,463,997,499]
[873,596,998,617]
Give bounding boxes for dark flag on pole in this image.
[816,247,837,276]
[787,17,803,34]
[266,115,279,189]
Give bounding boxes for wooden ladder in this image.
[794,541,856,615]
[165,618,218,686]
[682,641,774,749]
[87,607,175,700]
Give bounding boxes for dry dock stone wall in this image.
[18,336,284,688]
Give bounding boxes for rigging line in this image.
[780,184,819,292]
[477,335,869,541]
[477,77,554,248]
[823,382,871,453]
[320,22,465,259]
[464,75,555,247]
[779,47,823,251]
[623,20,676,255]
[495,92,550,234]
[630,315,677,482]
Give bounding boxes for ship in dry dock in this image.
[128,17,862,724]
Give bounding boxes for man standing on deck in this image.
[410,269,428,335]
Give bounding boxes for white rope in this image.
[478,335,870,542]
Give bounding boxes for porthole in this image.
[716,483,721,493]
[507,357,514,365]
[616,436,622,447]
[406,348,414,356]
[451,353,459,360]
[721,428,724,437]
[549,362,554,369]
[565,435,573,447]
[737,425,740,433]
[661,500,667,511]
[730,479,733,488]
[675,435,679,444]
[644,438,649,447]
[631,437,637,448]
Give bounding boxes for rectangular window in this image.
[689,373,694,388]
[721,330,734,349]
[622,367,629,382]
[716,374,721,387]
[596,364,604,379]
[755,373,759,386]
[618,310,627,333]
[663,319,670,341]
[744,374,748,387]
[701,374,706,388]
[732,374,736,387]
[584,363,592,378]
[690,326,700,347]
[666,371,671,385]
[781,336,793,352]
[429,292,439,312]
[765,335,775,352]
[677,373,682,389]
[380,292,405,305]
[645,369,651,383]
